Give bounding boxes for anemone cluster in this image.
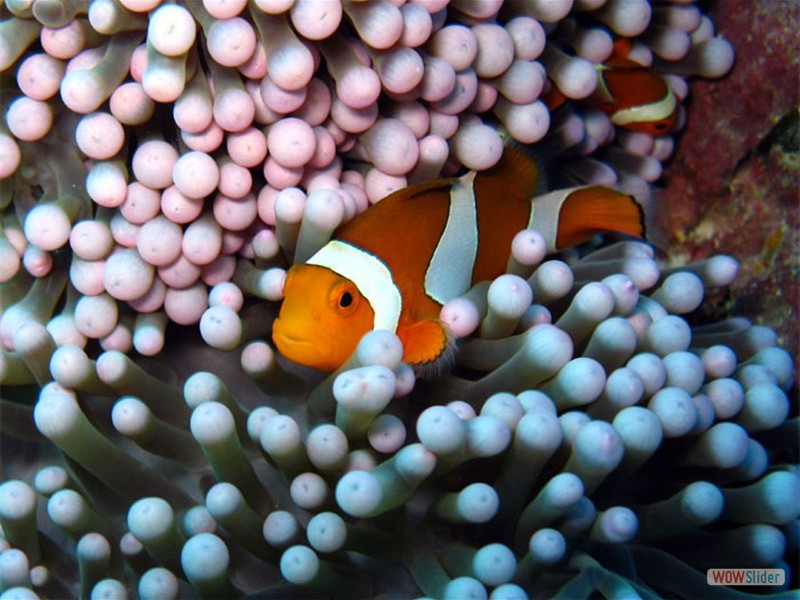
[0,0,797,599]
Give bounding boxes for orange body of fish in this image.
[272,146,645,376]
[547,39,679,136]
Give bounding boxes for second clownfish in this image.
[272,145,645,376]
[547,39,679,136]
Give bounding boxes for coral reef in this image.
[0,0,797,599]
[659,0,799,367]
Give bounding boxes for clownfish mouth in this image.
[272,326,333,366]
[272,331,316,352]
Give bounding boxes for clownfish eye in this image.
[332,283,359,313]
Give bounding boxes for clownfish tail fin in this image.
[638,188,669,252]
[531,185,650,252]
[555,185,646,249]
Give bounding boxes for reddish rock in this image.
[660,0,799,363]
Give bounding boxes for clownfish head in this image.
[613,102,679,136]
[598,66,680,136]
[272,264,375,372]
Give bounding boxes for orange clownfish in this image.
[547,39,679,136]
[272,146,645,375]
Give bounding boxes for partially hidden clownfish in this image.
[272,146,645,376]
[546,39,679,136]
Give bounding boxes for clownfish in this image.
[547,39,679,136]
[272,146,645,376]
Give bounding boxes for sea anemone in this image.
[1,0,797,599]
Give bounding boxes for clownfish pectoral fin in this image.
[555,185,646,249]
[397,319,455,378]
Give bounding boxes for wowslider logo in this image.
[707,569,786,586]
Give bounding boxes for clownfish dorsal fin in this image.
[477,143,541,201]
[611,38,634,62]
[543,84,569,113]
[397,319,455,378]
[404,177,459,200]
[556,186,646,248]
